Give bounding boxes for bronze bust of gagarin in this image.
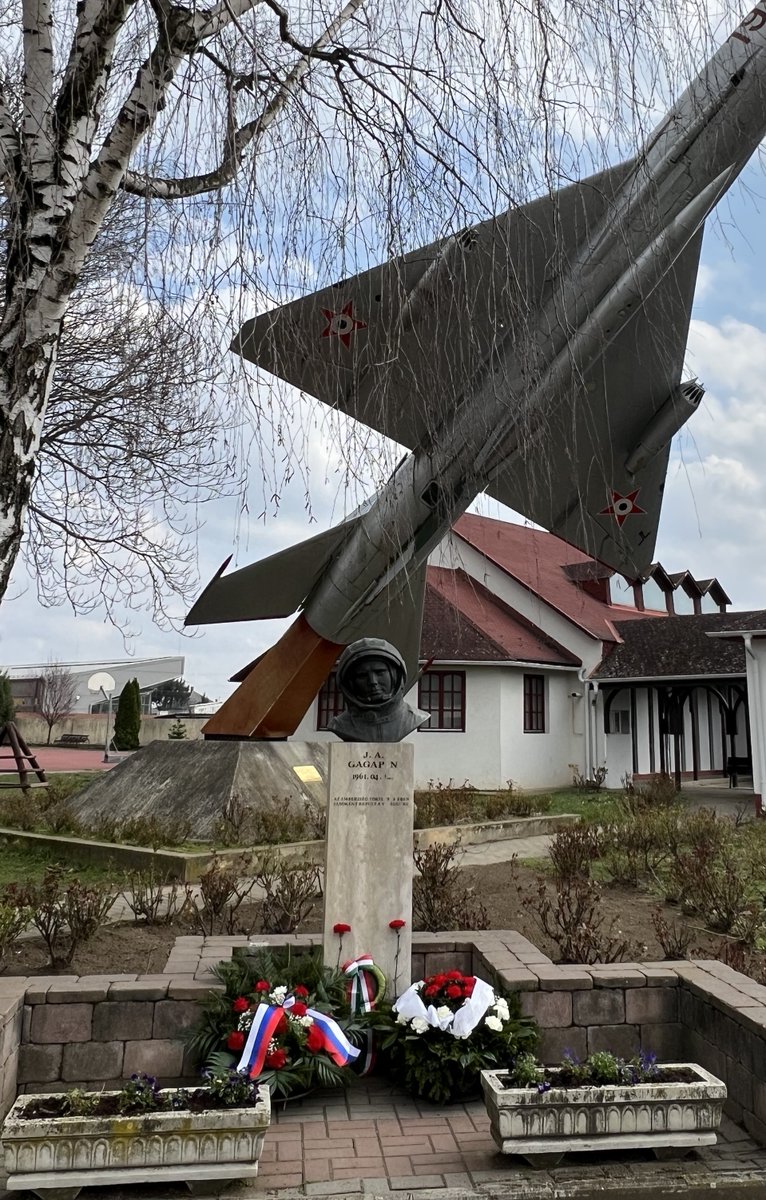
[329,638,429,743]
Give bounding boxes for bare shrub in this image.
[569,764,608,792]
[9,867,116,968]
[665,812,742,922]
[521,875,640,964]
[651,907,694,959]
[0,897,31,971]
[122,869,181,925]
[252,853,322,934]
[189,854,257,936]
[412,842,489,932]
[548,824,601,882]
[213,794,325,847]
[598,809,675,886]
[620,773,680,817]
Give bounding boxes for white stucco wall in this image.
[500,668,583,789]
[292,664,583,790]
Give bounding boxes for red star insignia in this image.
[599,489,646,527]
[320,302,367,348]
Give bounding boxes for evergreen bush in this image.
[113,679,141,750]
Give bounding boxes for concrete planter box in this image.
[1,1086,271,1198]
[481,1063,725,1167]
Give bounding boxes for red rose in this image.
[389,919,406,929]
[265,1048,287,1069]
[305,1024,324,1053]
[227,1030,245,1051]
[290,1001,308,1017]
[464,979,475,996]
[433,974,447,986]
[293,985,309,998]
[333,923,351,934]
[446,984,462,998]
[446,970,463,980]
[232,997,250,1014]
[424,985,439,998]
[254,980,270,992]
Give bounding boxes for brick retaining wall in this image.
[0,932,765,1145]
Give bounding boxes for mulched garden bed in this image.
[0,861,755,978]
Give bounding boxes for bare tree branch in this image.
[121,0,365,198]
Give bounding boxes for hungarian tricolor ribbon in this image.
[343,955,381,1076]
[236,994,360,1080]
[343,955,377,1013]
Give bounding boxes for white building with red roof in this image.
[293,512,741,792]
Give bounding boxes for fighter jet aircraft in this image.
[188,5,766,738]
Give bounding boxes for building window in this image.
[607,709,631,735]
[523,674,546,733]
[418,671,466,731]
[317,673,345,730]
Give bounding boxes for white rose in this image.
[411,1017,429,1034]
[484,1015,503,1032]
[396,1012,408,1025]
[494,1000,510,1020]
[435,1006,452,1021]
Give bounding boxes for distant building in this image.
[292,513,747,795]
[4,657,185,715]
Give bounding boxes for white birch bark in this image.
[0,0,366,604]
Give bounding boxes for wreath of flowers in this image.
[190,950,368,1099]
[373,970,538,1105]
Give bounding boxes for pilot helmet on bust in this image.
[335,638,407,709]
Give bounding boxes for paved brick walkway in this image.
[249,1077,766,1197]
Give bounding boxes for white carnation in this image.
[270,986,288,1003]
[411,1017,429,1034]
[484,1015,503,1032]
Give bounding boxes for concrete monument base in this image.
[323,742,414,997]
[65,740,329,842]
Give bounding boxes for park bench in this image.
[54,733,90,746]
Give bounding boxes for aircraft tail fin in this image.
[185,517,360,627]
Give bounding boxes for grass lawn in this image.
[542,787,625,823]
[0,772,99,807]
[0,839,125,886]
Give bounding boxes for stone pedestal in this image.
[323,743,414,998]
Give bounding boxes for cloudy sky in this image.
[5,46,766,701]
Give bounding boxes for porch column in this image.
[742,636,766,816]
[708,629,766,816]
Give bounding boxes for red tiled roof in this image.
[422,568,580,666]
[453,513,664,644]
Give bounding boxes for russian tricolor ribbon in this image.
[236,995,360,1079]
[308,1010,360,1066]
[236,1002,286,1080]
